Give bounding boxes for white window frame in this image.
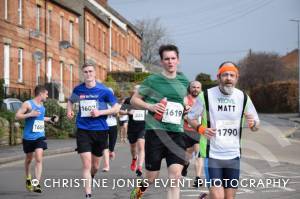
[17,48,23,82]
[47,58,52,83]
[60,62,64,92]
[70,64,73,90]
[86,20,90,43]
[18,0,22,25]
[102,31,106,52]
[36,62,40,85]
[4,44,10,86]
[4,0,8,20]
[47,9,52,36]
[69,21,73,45]
[60,16,63,41]
[36,5,41,32]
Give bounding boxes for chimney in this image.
[95,0,107,6]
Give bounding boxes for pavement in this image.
[274,113,300,140]
[0,139,76,165]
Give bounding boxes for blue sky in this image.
[109,0,300,80]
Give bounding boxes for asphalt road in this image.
[0,114,300,199]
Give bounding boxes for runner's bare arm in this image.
[15,102,40,120]
[44,117,51,122]
[244,112,259,131]
[90,103,120,117]
[67,100,74,119]
[130,92,165,114]
[119,109,128,115]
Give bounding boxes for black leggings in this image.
[108,126,118,152]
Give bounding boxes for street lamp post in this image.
[290,19,300,113]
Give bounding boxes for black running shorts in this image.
[145,130,186,171]
[22,137,47,154]
[76,128,108,157]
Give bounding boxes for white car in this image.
[1,98,22,113]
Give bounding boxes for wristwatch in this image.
[250,120,258,131]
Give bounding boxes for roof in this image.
[105,5,142,38]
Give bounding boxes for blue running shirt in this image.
[69,82,117,131]
[23,100,46,140]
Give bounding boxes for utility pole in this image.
[290,19,300,113]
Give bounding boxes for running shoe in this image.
[109,151,115,160]
[136,166,143,177]
[193,176,203,188]
[130,158,137,171]
[130,187,144,199]
[199,193,208,199]
[33,184,42,193]
[181,163,189,177]
[25,176,33,192]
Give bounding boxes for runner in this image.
[67,63,119,199]
[15,85,59,193]
[130,44,189,199]
[187,61,260,199]
[102,87,119,172]
[124,85,146,177]
[181,81,204,188]
[119,97,129,143]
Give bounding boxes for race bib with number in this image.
[133,110,145,121]
[80,100,97,117]
[32,120,44,133]
[215,120,240,147]
[162,102,184,125]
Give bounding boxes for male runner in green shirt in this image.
[130,44,189,199]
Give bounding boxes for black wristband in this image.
[196,124,201,132]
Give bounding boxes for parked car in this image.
[1,98,23,113]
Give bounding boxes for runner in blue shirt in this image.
[67,63,119,199]
[16,85,59,193]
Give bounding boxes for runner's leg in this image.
[167,164,183,199]
[80,152,93,195]
[25,152,33,178]
[137,138,145,169]
[34,148,43,181]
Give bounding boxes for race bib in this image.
[133,110,145,121]
[120,114,129,121]
[162,102,184,125]
[215,120,240,147]
[80,100,97,117]
[107,115,117,126]
[32,120,44,133]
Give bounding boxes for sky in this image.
[109,0,300,81]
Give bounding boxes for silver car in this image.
[1,98,22,112]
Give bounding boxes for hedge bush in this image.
[44,99,76,138]
[251,80,298,113]
[108,72,151,83]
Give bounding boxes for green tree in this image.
[195,73,217,90]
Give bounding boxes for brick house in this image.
[281,49,298,70]
[0,0,142,101]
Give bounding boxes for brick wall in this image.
[0,0,142,101]
[0,0,80,99]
